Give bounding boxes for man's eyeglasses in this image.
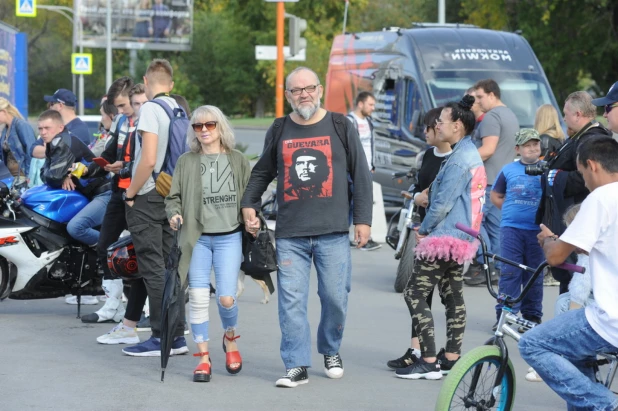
[436,120,457,126]
[604,103,618,115]
[287,85,319,96]
[191,121,217,132]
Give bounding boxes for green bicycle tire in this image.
[435,345,516,411]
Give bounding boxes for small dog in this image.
[236,270,273,304]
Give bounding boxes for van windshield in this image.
[426,71,555,128]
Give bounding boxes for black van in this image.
[324,24,562,206]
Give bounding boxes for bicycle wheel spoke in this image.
[450,360,504,410]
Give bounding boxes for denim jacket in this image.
[0,117,36,175]
[416,135,487,264]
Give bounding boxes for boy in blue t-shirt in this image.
[490,129,545,328]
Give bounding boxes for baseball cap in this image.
[591,81,618,106]
[515,128,541,146]
[43,89,77,107]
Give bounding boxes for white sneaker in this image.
[525,369,543,382]
[65,295,99,305]
[96,323,140,345]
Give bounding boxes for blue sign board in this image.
[0,23,28,117]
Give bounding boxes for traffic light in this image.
[289,15,307,56]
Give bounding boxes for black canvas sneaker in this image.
[275,367,309,388]
[324,354,344,379]
[360,239,382,251]
[387,348,419,370]
[395,357,442,380]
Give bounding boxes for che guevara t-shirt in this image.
[273,113,370,238]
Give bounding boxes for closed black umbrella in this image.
[160,220,182,382]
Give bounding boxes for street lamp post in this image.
[37,5,85,115]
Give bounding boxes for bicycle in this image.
[435,222,617,411]
[385,170,419,293]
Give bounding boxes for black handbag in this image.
[241,215,278,280]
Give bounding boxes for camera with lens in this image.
[118,163,132,179]
[524,161,548,176]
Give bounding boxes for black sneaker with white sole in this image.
[387,348,419,370]
[395,357,442,380]
[275,367,309,388]
[360,239,382,251]
[436,348,458,375]
[324,353,344,379]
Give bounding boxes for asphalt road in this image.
[233,126,268,159]
[0,245,588,411]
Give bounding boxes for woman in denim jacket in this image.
[0,98,36,178]
[396,95,487,380]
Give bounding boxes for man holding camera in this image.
[591,81,618,134]
[535,91,611,294]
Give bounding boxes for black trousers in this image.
[126,188,184,338]
[97,191,128,280]
[97,190,148,322]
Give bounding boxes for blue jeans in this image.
[495,226,544,320]
[477,186,501,264]
[276,233,352,369]
[519,309,618,411]
[187,232,242,343]
[67,191,111,245]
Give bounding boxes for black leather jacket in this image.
[535,121,612,229]
[41,130,109,197]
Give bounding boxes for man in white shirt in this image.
[347,91,380,251]
[519,136,618,411]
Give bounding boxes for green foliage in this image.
[174,10,261,115]
[6,0,618,115]
[462,0,618,100]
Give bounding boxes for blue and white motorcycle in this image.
[0,165,107,313]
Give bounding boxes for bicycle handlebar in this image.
[455,222,480,238]
[455,223,586,303]
[555,262,585,274]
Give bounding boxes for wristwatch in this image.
[122,192,136,202]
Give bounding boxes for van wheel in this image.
[394,231,416,293]
[0,257,11,301]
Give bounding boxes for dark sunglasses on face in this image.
[192,121,217,132]
[604,103,618,114]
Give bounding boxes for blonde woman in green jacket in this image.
[165,105,251,383]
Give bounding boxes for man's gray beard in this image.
[294,99,321,121]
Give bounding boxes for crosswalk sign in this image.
[16,0,36,17]
[72,53,93,75]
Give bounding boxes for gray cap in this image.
[515,128,541,146]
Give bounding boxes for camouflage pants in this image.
[403,257,466,357]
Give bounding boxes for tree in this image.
[461,0,618,100]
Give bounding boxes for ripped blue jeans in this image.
[187,231,242,343]
[276,233,352,369]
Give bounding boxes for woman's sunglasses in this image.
[192,121,217,132]
[604,103,618,115]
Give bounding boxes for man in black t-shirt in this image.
[241,67,373,388]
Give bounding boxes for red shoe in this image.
[193,352,211,382]
[222,334,242,374]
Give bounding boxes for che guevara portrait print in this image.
[282,136,333,202]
